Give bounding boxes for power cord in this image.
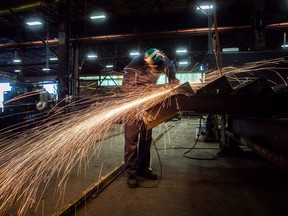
[138,125,175,188]
[138,138,162,188]
[183,115,218,160]
[138,116,219,189]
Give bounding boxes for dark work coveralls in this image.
[122,53,177,176]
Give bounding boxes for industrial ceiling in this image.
[0,0,287,80]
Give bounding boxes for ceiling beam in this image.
[0,25,252,49]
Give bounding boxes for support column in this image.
[212,7,222,74]
[57,0,70,103]
[250,0,266,50]
[18,48,25,82]
[72,44,80,100]
[208,12,213,54]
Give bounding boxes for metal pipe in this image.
[0,1,42,15]
[0,26,251,49]
[0,22,287,49]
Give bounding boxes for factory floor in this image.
[25,117,288,216]
[74,117,288,216]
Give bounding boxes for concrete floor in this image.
[73,118,288,216]
[22,118,288,216]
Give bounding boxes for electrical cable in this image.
[138,114,219,188]
[183,115,218,160]
[138,138,162,188]
[138,125,175,188]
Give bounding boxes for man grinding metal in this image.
[122,47,179,188]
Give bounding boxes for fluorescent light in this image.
[197,5,213,10]
[13,59,21,63]
[129,51,139,56]
[14,69,20,72]
[179,61,188,65]
[49,57,58,61]
[106,65,113,68]
[26,21,42,26]
[176,49,187,54]
[87,54,97,58]
[222,47,239,52]
[90,15,106,19]
[42,68,50,71]
[281,44,288,48]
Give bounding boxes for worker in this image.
[122,47,179,188]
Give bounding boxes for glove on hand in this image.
[171,79,180,85]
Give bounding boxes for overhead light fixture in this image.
[281,44,288,48]
[90,15,106,19]
[106,64,113,68]
[179,61,188,65]
[42,68,50,71]
[13,59,21,63]
[176,49,187,54]
[49,57,58,61]
[222,47,239,52]
[129,51,139,56]
[197,5,213,10]
[87,54,97,59]
[14,69,20,73]
[26,21,42,26]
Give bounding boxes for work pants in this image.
[124,120,152,176]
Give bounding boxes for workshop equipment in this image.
[145,75,288,171]
[143,82,194,130]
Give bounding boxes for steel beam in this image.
[52,163,125,216]
[178,94,288,117]
[230,117,288,156]
[225,128,288,171]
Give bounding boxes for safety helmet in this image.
[144,48,165,66]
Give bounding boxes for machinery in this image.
[144,75,288,171]
[0,83,55,130]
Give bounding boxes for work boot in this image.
[137,168,158,180]
[127,174,138,188]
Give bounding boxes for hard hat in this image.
[144,48,165,66]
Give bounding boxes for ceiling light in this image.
[13,59,21,63]
[106,64,113,68]
[176,49,187,54]
[49,57,58,61]
[42,68,50,71]
[129,51,139,56]
[179,61,188,65]
[222,47,239,52]
[281,44,288,48]
[90,15,106,20]
[197,5,213,10]
[14,69,20,73]
[87,54,97,59]
[26,21,42,26]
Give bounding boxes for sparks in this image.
[0,85,178,215]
